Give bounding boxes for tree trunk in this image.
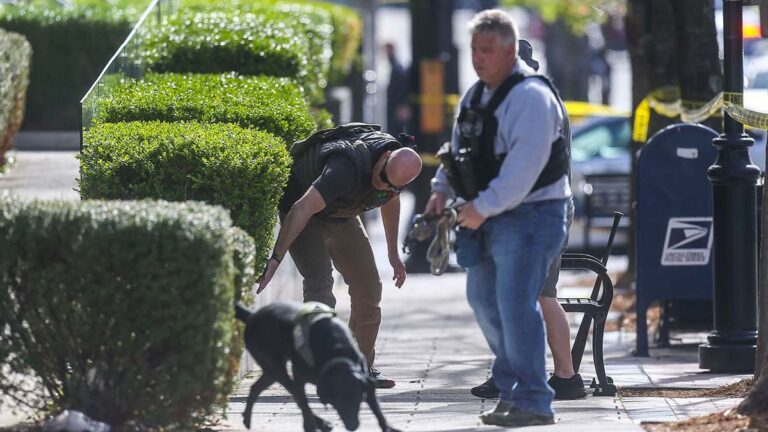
[740,172,768,414]
[624,0,721,290]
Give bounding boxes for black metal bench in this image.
[558,212,623,397]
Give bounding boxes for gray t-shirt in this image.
[432,60,572,218]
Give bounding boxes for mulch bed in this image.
[621,378,754,398]
[630,379,764,431]
[641,410,768,432]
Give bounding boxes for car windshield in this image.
[571,118,631,162]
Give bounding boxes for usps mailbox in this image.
[636,123,719,356]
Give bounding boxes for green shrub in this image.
[92,73,315,144]
[79,121,291,268]
[0,28,31,166]
[179,0,361,85]
[138,10,327,101]
[306,1,362,85]
[0,197,246,427]
[0,3,135,130]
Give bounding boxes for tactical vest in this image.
[289,123,402,219]
[442,72,571,200]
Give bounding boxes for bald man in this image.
[257,123,422,388]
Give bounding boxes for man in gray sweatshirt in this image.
[425,9,571,427]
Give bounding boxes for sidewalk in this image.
[0,149,751,431]
[213,271,748,432]
[0,150,79,201]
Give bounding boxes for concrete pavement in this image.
[212,270,748,432]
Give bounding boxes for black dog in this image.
[234,301,401,432]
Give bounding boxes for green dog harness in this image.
[293,302,338,367]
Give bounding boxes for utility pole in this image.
[404,0,459,273]
[699,0,760,373]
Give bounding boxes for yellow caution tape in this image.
[723,92,768,130]
[632,98,651,143]
[411,94,461,106]
[633,86,768,144]
[419,151,441,168]
[564,101,628,118]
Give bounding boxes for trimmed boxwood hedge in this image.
[0,28,31,166]
[92,73,316,145]
[79,121,291,268]
[0,197,250,427]
[0,3,135,130]
[138,10,326,101]
[179,0,360,86]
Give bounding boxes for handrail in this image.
[79,0,177,136]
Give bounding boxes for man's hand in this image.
[389,253,406,288]
[425,191,447,215]
[457,202,486,230]
[256,258,280,294]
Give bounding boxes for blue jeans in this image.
[466,199,568,416]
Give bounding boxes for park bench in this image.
[558,212,623,397]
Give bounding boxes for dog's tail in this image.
[234,303,252,322]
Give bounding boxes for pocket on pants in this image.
[455,228,483,268]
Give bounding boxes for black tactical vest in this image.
[289,123,402,219]
[446,72,571,200]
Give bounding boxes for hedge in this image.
[0,3,135,130]
[138,10,327,101]
[179,0,360,86]
[0,28,31,167]
[91,73,316,145]
[79,121,291,268]
[0,197,252,427]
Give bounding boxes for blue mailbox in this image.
[636,123,719,356]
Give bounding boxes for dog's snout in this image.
[344,419,360,431]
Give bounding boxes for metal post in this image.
[699,0,760,372]
[404,0,457,273]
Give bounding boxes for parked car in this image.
[565,106,766,252]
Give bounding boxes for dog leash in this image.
[426,208,458,276]
[402,204,461,276]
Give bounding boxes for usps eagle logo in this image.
[661,217,714,266]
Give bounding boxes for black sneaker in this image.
[370,367,396,389]
[486,407,555,427]
[548,373,587,400]
[471,377,500,399]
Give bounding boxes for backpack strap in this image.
[290,123,382,158]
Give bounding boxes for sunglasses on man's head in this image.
[379,156,402,192]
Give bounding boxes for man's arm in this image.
[380,195,406,288]
[257,186,326,293]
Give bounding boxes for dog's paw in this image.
[315,417,333,432]
[242,413,252,430]
[303,421,324,432]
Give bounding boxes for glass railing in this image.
[79,0,177,142]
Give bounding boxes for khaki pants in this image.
[282,213,382,366]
